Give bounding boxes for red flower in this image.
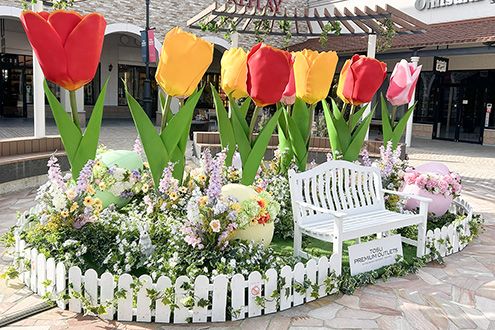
[20,10,106,91]
[246,43,293,107]
[338,54,387,106]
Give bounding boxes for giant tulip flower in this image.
[280,54,296,105]
[386,59,422,106]
[156,27,213,98]
[337,54,387,106]
[246,43,293,107]
[20,10,106,91]
[221,47,248,99]
[293,49,338,105]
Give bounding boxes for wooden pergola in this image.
[187,2,428,38]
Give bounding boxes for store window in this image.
[198,72,220,109]
[84,64,100,105]
[118,64,158,113]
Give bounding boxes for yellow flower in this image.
[143,162,149,168]
[155,27,214,98]
[179,187,187,193]
[169,191,178,200]
[221,47,248,99]
[94,209,100,216]
[61,210,69,218]
[96,160,102,166]
[142,184,149,193]
[199,196,207,206]
[232,203,241,212]
[66,188,76,201]
[99,182,106,190]
[199,174,206,182]
[93,198,102,206]
[70,202,78,212]
[293,49,338,104]
[87,185,95,195]
[83,196,93,207]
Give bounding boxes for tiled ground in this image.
[1,120,495,329]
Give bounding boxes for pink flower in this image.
[426,177,438,190]
[404,172,418,185]
[386,59,422,106]
[415,174,428,188]
[443,174,453,185]
[438,179,449,194]
[210,219,221,233]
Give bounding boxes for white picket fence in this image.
[13,197,473,323]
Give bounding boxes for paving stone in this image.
[477,280,495,300]
[399,301,438,330]
[333,294,360,309]
[376,315,416,330]
[417,304,450,329]
[267,315,291,330]
[239,315,271,330]
[451,286,476,308]
[460,305,492,330]
[290,316,323,327]
[324,317,378,329]
[336,307,380,320]
[476,295,495,321]
[307,302,343,320]
[424,295,477,328]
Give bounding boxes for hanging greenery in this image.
[319,22,341,48]
[377,18,395,53]
[21,0,74,10]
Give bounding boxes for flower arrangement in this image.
[404,169,462,198]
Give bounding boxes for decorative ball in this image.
[94,150,143,208]
[403,162,453,217]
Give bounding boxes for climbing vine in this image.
[20,0,74,10]
[377,18,395,53]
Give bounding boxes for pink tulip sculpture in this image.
[381,59,422,150]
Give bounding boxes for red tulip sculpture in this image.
[20,10,107,179]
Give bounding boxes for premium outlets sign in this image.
[227,0,283,13]
[415,0,483,10]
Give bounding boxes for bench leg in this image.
[294,225,303,258]
[417,201,429,257]
[333,217,344,276]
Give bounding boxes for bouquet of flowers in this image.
[404,169,462,198]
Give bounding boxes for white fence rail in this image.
[13,198,473,323]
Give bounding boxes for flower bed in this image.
[7,196,475,323]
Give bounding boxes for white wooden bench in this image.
[288,160,432,275]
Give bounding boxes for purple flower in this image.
[206,150,227,202]
[203,148,212,174]
[107,165,116,175]
[47,156,66,192]
[361,149,372,167]
[159,162,175,194]
[131,169,141,182]
[133,137,144,159]
[76,159,96,194]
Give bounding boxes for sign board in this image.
[148,30,156,63]
[348,235,403,276]
[141,31,147,63]
[434,56,449,73]
[485,103,493,127]
[227,0,282,13]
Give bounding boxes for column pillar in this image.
[406,55,420,147]
[33,1,45,137]
[364,34,377,141]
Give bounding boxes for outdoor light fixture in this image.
[108,64,113,72]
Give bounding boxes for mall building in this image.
[0,0,494,145]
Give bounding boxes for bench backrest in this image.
[288,160,385,224]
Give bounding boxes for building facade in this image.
[295,0,495,145]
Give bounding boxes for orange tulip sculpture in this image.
[211,43,292,185]
[281,49,338,171]
[127,27,213,186]
[325,54,387,161]
[20,10,107,180]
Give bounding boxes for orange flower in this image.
[20,10,106,91]
[221,47,248,99]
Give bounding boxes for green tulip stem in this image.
[179,98,185,108]
[69,90,81,133]
[348,104,356,130]
[248,106,261,144]
[160,94,172,134]
[286,103,292,116]
[391,105,397,129]
[305,103,315,143]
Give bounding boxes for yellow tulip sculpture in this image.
[127,27,214,186]
[220,48,248,99]
[280,49,338,171]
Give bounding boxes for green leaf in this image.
[241,109,281,185]
[286,114,307,170]
[71,79,108,179]
[212,87,235,166]
[291,98,309,140]
[323,99,341,158]
[239,96,251,118]
[231,106,251,166]
[43,80,81,167]
[277,108,293,171]
[381,94,394,145]
[229,96,250,137]
[344,106,376,161]
[330,99,352,152]
[127,91,169,187]
[351,105,367,131]
[391,102,416,150]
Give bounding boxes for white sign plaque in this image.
[348,235,403,276]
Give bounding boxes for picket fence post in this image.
[137,274,153,322]
[211,275,228,322]
[155,276,172,323]
[117,273,133,321]
[100,272,115,320]
[230,274,245,321]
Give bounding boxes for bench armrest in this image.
[295,201,347,218]
[383,189,433,203]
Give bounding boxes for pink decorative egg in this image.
[403,162,453,217]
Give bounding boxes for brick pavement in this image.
[1,120,495,329]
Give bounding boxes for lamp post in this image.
[143,0,152,118]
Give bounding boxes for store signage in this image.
[348,235,403,276]
[148,30,156,63]
[486,103,492,127]
[434,56,449,73]
[227,0,283,13]
[415,0,483,11]
[141,31,147,63]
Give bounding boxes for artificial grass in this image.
[270,235,418,276]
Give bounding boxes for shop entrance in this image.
[0,54,32,118]
[433,71,489,144]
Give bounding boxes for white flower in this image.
[210,220,221,233]
[125,264,131,272]
[114,168,126,181]
[220,257,226,263]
